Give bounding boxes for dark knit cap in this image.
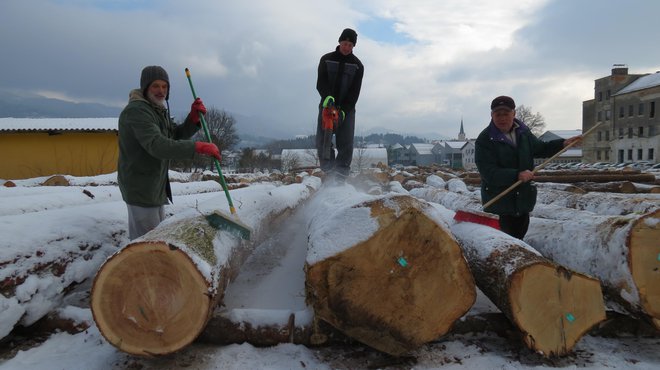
[491,95,515,111]
[338,28,357,45]
[140,65,170,99]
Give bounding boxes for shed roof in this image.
[0,117,118,132]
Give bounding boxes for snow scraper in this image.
[185,68,251,240]
[453,121,604,229]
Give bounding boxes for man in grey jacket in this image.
[118,65,220,239]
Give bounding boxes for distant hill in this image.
[0,90,121,118]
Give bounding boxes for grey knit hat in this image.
[140,65,170,99]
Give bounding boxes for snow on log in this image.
[526,206,660,329]
[304,189,476,356]
[90,176,321,356]
[536,189,660,215]
[421,203,606,357]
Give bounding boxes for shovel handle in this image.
[482,121,604,209]
[185,68,236,215]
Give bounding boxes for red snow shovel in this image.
[454,121,604,229]
[185,68,251,240]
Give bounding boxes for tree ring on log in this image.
[629,209,660,322]
[91,241,211,356]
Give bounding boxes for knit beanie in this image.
[338,28,357,45]
[140,65,170,100]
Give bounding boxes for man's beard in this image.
[147,91,166,108]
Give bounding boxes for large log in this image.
[536,189,660,215]
[526,206,660,329]
[413,192,607,357]
[305,192,476,356]
[90,177,320,356]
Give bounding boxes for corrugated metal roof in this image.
[0,117,118,132]
[615,72,660,95]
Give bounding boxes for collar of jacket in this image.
[128,89,168,113]
[487,118,530,146]
[334,45,353,59]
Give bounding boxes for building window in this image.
[639,103,645,115]
[606,90,611,100]
[596,150,601,160]
[651,101,656,118]
[628,105,634,117]
[638,149,643,160]
[628,127,633,138]
[651,125,657,136]
[597,131,602,141]
[597,111,602,121]
[649,148,655,161]
[619,106,625,118]
[598,91,603,102]
[627,149,633,160]
[605,130,610,141]
[619,127,624,138]
[638,126,644,137]
[606,110,611,120]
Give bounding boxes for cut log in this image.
[414,195,607,357]
[532,173,656,184]
[536,189,659,216]
[90,177,320,356]
[305,193,476,356]
[572,181,637,193]
[526,206,660,329]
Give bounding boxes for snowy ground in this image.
[1,172,659,369]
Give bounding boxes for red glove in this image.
[188,98,207,125]
[195,142,221,161]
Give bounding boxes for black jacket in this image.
[316,46,364,111]
[475,118,564,216]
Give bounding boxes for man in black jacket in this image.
[316,28,364,181]
[475,96,581,239]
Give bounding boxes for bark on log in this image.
[532,173,656,184]
[305,194,476,356]
[572,181,637,193]
[526,206,660,329]
[415,196,607,357]
[90,178,320,356]
[536,189,660,215]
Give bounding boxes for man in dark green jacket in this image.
[475,96,581,239]
[118,65,221,239]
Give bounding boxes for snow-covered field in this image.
[1,171,659,369]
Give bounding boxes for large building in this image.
[582,65,659,164]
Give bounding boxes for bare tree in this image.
[171,107,240,172]
[516,105,546,136]
[281,151,301,173]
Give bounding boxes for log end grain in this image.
[509,263,606,357]
[306,196,476,356]
[91,241,212,356]
[629,209,660,327]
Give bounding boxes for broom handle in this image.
[185,68,237,215]
[483,121,604,209]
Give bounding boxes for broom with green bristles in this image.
[185,68,251,240]
[454,121,603,229]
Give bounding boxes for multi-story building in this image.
[582,65,659,164]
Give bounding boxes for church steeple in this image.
[458,117,466,140]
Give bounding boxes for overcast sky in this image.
[2,0,660,139]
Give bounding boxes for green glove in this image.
[340,110,345,120]
[322,96,335,108]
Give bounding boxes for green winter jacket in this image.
[117,89,199,207]
[475,119,564,216]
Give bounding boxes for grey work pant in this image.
[126,204,165,240]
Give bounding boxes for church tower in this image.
[458,117,466,140]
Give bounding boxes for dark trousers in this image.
[499,213,530,240]
[316,107,355,176]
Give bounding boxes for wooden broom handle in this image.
[482,121,604,209]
